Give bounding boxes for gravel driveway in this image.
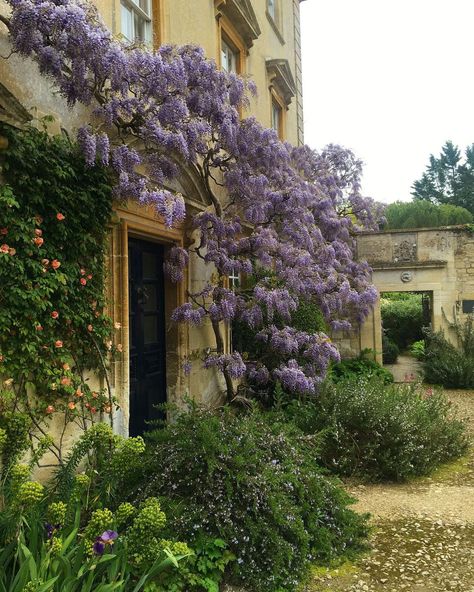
[304,389,474,592]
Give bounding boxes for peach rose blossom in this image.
[34,229,42,236]
[80,278,87,286]
[92,391,98,399]
[61,377,71,386]
[75,388,83,398]
[87,274,92,280]
[56,213,65,221]
[68,401,76,410]
[63,363,70,371]
[104,405,112,414]
[80,268,86,275]
[51,259,61,269]
[55,340,63,348]
[0,228,8,235]
[41,258,49,266]
[51,311,59,319]
[33,237,44,247]
[8,248,16,256]
[3,378,13,387]
[87,324,93,332]
[46,405,55,414]
[36,324,43,331]
[0,244,9,253]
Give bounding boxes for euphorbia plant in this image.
[1,0,383,401]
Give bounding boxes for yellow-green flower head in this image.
[74,473,90,488]
[47,501,67,525]
[115,502,136,527]
[48,536,63,556]
[0,428,7,451]
[10,463,30,484]
[18,481,44,505]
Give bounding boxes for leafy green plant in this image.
[423,321,474,387]
[282,377,468,481]
[409,339,425,360]
[0,123,119,469]
[136,408,369,592]
[382,334,399,364]
[380,292,424,350]
[330,351,393,384]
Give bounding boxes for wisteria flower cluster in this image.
[3,0,383,398]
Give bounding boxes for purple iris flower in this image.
[93,530,118,555]
[45,523,61,540]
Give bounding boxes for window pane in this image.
[272,100,282,136]
[221,38,238,73]
[268,0,276,19]
[121,2,134,41]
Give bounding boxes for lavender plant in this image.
[2,0,384,400]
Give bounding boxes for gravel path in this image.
[304,389,474,592]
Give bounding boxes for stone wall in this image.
[352,226,474,362]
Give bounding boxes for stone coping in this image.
[368,260,448,270]
[357,224,473,236]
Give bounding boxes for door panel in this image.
[128,238,166,436]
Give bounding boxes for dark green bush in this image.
[280,377,468,481]
[382,335,399,364]
[381,293,424,350]
[137,408,369,592]
[423,323,474,387]
[330,352,393,384]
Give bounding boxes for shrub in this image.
[381,293,424,350]
[384,200,473,230]
[281,377,468,481]
[410,339,425,360]
[382,335,399,364]
[330,351,393,384]
[423,323,474,387]
[137,408,369,592]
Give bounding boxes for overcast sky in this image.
[300,0,474,204]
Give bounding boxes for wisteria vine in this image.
[2,0,383,400]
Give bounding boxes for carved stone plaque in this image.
[400,271,413,283]
[393,234,417,262]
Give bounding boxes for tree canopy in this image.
[383,200,472,230]
[412,141,474,214]
[2,0,379,400]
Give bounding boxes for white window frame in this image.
[121,0,152,44]
[221,37,239,74]
[228,267,241,291]
[267,0,276,20]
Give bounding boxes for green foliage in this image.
[382,335,399,364]
[330,351,393,384]
[409,339,425,360]
[0,123,118,470]
[380,292,424,349]
[282,377,468,481]
[384,200,472,229]
[412,141,474,214]
[423,319,474,387]
[0,432,197,591]
[137,408,369,592]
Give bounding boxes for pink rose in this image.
[0,228,8,235]
[55,340,63,348]
[56,213,65,221]
[51,311,59,319]
[36,324,43,331]
[0,244,9,253]
[61,377,71,386]
[80,278,87,286]
[87,274,92,280]
[45,405,55,414]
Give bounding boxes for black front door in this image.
[128,238,166,436]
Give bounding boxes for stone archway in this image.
[350,226,474,363]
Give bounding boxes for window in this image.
[267,0,276,20]
[271,96,284,139]
[221,37,239,74]
[228,267,241,291]
[121,0,152,44]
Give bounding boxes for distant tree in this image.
[384,200,472,230]
[412,141,474,213]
